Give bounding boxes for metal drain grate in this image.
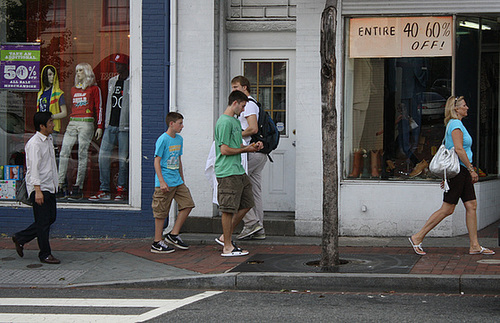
[0,269,86,285]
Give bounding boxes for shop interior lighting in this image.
[459,21,491,30]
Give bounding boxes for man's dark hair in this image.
[33,111,52,132]
[166,111,184,126]
[228,90,249,106]
[231,75,251,92]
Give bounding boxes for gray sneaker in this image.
[237,223,263,240]
[251,230,266,240]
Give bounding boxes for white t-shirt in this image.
[238,96,259,145]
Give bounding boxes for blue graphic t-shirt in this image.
[38,88,65,113]
[38,89,52,112]
[154,132,183,187]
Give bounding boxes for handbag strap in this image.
[442,121,452,146]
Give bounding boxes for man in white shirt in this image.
[231,76,267,240]
[12,112,60,264]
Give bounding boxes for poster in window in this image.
[0,43,41,91]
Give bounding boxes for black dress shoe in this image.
[12,236,23,257]
[40,255,60,264]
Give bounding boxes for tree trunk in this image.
[320,0,339,271]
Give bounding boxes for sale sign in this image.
[0,43,40,91]
[349,17,453,58]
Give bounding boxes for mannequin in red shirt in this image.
[57,62,103,200]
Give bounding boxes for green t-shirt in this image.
[214,114,245,178]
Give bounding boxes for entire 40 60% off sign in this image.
[349,16,453,58]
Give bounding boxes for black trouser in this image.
[15,191,57,260]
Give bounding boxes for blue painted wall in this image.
[1,0,170,239]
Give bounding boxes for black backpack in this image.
[248,98,280,162]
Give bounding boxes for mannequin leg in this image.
[75,122,94,188]
[58,121,78,186]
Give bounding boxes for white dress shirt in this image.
[25,131,58,195]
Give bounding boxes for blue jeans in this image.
[99,126,129,191]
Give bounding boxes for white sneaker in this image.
[88,191,111,201]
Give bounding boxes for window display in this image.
[0,0,130,203]
[344,16,500,180]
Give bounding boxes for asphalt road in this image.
[0,288,499,322]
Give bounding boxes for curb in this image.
[67,272,500,294]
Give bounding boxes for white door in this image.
[230,50,296,212]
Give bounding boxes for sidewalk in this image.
[0,221,498,293]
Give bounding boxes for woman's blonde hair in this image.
[444,95,464,125]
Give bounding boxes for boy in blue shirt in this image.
[151,112,195,253]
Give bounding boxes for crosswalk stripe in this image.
[0,291,223,322]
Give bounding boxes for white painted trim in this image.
[170,0,178,112]
[129,0,142,208]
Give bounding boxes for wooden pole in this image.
[320,0,339,270]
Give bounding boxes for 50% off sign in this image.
[0,43,41,90]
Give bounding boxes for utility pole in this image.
[320,0,339,270]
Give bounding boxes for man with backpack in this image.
[231,75,268,240]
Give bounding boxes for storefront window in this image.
[344,16,500,180]
[0,0,130,203]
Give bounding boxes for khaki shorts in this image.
[217,174,254,214]
[152,183,195,219]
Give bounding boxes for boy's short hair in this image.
[228,90,249,106]
[231,75,251,92]
[33,111,52,132]
[166,112,184,126]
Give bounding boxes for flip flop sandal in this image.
[469,246,495,255]
[215,238,224,246]
[221,247,249,257]
[408,237,426,255]
[215,238,239,249]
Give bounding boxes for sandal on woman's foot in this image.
[408,237,426,255]
[469,246,495,255]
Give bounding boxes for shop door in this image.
[230,50,296,211]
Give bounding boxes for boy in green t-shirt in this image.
[214,90,263,257]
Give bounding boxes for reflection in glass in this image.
[0,0,130,203]
[244,63,258,86]
[243,60,287,135]
[345,56,452,181]
[258,87,272,109]
[273,62,286,85]
[259,62,272,85]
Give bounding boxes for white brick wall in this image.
[176,1,216,218]
[294,0,324,235]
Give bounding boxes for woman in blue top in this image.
[409,96,495,256]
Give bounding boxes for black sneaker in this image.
[68,186,83,200]
[150,240,175,254]
[56,188,68,199]
[165,233,189,250]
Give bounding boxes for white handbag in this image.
[429,123,461,192]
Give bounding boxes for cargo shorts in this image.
[216,174,254,214]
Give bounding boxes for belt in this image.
[70,117,94,122]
